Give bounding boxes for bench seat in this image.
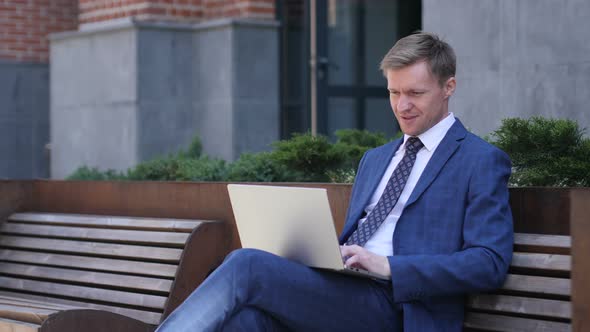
[465,233,572,332]
[0,212,229,332]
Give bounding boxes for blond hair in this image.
[380,32,456,85]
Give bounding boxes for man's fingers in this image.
[341,245,368,268]
[344,254,361,269]
[340,244,362,257]
[341,245,392,277]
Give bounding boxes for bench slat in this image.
[9,213,202,233]
[0,224,189,248]
[0,249,177,278]
[464,312,570,332]
[514,233,571,255]
[511,253,571,272]
[467,294,571,320]
[0,296,76,311]
[0,303,59,325]
[500,274,570,297]
[0,277,167,310]
[0,237,182,263]
[0,262,173,293]
[0,212,227,328]
[0,291,160,325]
[0,317,40,332]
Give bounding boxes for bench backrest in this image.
[465,233,572,332]
[0,212,221,325]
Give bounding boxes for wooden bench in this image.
[465,233,572,331]
[0,212,230,332]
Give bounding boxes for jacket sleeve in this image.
[388,148,513,303]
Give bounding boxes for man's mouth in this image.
[401,115,418,121]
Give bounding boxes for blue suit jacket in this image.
[339,120,513,332]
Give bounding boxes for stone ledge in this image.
[50,17,280,41]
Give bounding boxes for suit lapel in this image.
[339,140,402,243]
[405,120,467,208]
[360,139,403,211]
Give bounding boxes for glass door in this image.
[310,0,421,138]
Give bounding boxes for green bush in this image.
[271,133,345,182]
[226,152,292,182]
[126,157,179,181]
[226,131,394,183]
[127,156,226,181]
[177,136,203,159]
[67,119,590,186]
[488,117,590,187]
[176,157,227,181]
[326,168,357,184]
[333,129,396,170]
[67,129,395,183]
[66,166,126,181]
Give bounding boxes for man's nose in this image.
[397,95,412,112]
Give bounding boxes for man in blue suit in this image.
[156,32,513,332]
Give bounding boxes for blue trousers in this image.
[156,248,401,332]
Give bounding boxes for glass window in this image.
[327,97,357,137]
[327,1,358,86]
[364,1,398,86]
[365,98,399,137]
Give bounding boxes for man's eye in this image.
[389,91,399,96]
[412,91,425,96]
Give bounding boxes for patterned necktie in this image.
[346,137,424,247]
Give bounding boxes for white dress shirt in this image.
[362,113,456,257]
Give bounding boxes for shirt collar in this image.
[403,112,456,152]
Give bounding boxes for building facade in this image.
[1,0,588,179]
[51,0,280,179]
[424,0,590,135]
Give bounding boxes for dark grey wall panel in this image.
[137,28,196,161]
[0,61,49,179]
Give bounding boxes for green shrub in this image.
[67,129,397,183]
[271,133,345,182]
[177,136,203,159]
[334,128,391,147]
[333,129,395,170]
[226,153,293,182]
[326,168,357,184]
[488,117,590,187]
[175,157,227,181]
[126,157,177,181]
[127,156,226,181]
[66,166,126,181]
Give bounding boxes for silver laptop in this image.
[227,184,389,280]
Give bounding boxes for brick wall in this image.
[202,0,275,20]
[79,0,275,25]
[79,0,202,24]
[0,0,275,62]
[0,0,77,63]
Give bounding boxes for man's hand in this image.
[340,245,391,278]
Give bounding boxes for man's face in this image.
[386,61,456,136]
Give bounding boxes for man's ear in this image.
[444,77,456,99]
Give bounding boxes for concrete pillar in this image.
[50,18,280,178]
